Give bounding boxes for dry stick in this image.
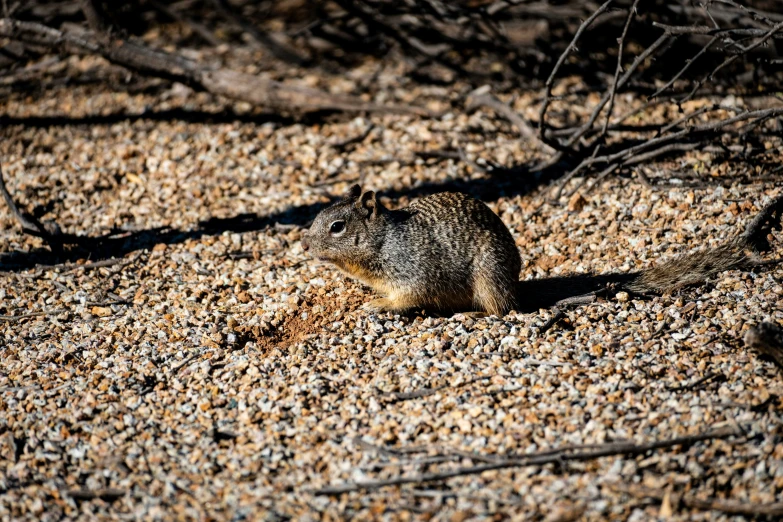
[150,0,221,46]
[538,0,614,150]
[545,94,671,144]
[601,0,640,137]
[611,95,674,126]
[65,488,125,502]
[538,293,597,335]
[379,376,491,402]
[553,142,603,200]
[710,20,783,79]
[208,0,306,64]
[171,350,203,374]
[330,123,376,151]
[35,256,134,273]
[667,371,723,392]
[407,489,526,507]
[0,162,44,236]
[563,32,671,149]
[312,425,742,495]
[332,0,449,60]
[614,484,783,517]
[466,92,555,154]
[0,161,63,250]
[562,107,783,183]
[79,0,107,32]
[734,112,778,139]
[680,20,783,104]
[575,141,704,200]
[624,142,702,167]
[648,33,719,100]
[0,309,66,322]
[0,18,430,116]
[573,163,620,198]
[553,103,778,200]
[657,105,716,136]
[649,23,778,36]
[715,0,781,30]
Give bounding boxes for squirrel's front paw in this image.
[363,298,394,313]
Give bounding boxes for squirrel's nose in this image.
[302,237,310,251]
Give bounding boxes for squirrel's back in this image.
[383,192,522,313]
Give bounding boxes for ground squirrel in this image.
[302,185,783,315]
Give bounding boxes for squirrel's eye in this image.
[329,220,346,235]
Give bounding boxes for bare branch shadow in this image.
[0,160,553,271]
[0,107,342,128]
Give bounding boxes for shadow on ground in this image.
[0,107,344,129]
[0,107,750,312]
[0,155,662,312]
[0,157,559,271]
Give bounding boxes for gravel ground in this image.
[1,52,783,521]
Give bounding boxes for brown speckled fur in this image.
[303,185,520,315]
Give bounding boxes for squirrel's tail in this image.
[513,194,782,312]
[625,193,783,294]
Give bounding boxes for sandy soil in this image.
[1,48,782,521]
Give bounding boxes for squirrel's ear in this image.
[356,190,378,217]
[345,184,362,200]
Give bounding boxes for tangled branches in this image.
[4,0,783,199]
[291,0,783,194]
[537,0,783,197]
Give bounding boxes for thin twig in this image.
[667,371,724,392]
[0,161,62,247]
[539,0,614,150]
[330,123,376,151]
[466,89,554,153]
[601,0,640,137]
[312,425,742,495]
[65,488,126,502]
[538,292,598,334]
[0,18,431,116]
[0,308,66,322]
[379,376,491,402]
[614,484,783,517]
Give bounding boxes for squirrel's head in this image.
[302,184,387,263]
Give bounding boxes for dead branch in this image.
[538,292,598,335]
[79,0,108,33]
[0,161,63,250]
[330,123,376,151]
[379,376,491,402]
[65,488,126,502]
[534,0,783,198]
[601,0,640,136]
[312,425,742,495]
[150,0,221,46]
[679,20,783,105]
[0,308,66,322]
[614,483,783,517]
[466,88,555,154]
[553,106,783,199]
[0,18,431,116]
[208,0,307,64]
[539,0,614,151]
[666,371,724,392]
